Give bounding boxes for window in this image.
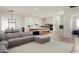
[1,19,8,31]
[1,17,16,31]
[76,19,79,29]
[8,19,16,29]
[9,23,15,29]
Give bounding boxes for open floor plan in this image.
[0,6,79,53]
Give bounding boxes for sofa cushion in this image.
[8,36,33,48]
[0,45,8,53]
[8,38,24,43]
[6,33,20,39]
[22,36,34,42]
[0,33,6,41]
[19,32,33,37]
[0,41,8,48]
[8,37,25,48]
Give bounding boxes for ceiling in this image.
[0,6,72,18]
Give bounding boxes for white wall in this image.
[51,7,74,38]
[53,15,60,33]
[71,15,79,30]
[58,15,64,36]
[24,17,33,32]
[71,16,77,30]
[24,16,43,32]
[61,7,75,38]
[44,17,53,24]
[52,7,79,38]
[14,15,25,29]
[62,7,79,38]
[52,7,73,38]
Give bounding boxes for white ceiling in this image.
[0,6,71,18]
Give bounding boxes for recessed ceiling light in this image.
[35,8,38,10]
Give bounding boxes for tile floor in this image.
[8,32,74,53]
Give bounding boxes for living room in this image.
[0,6,79,53]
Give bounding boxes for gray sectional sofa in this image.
[0,32,50,53]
